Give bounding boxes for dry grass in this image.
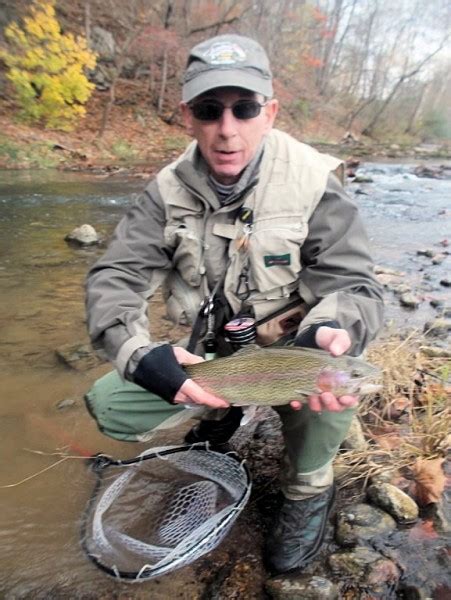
[335,329,450,491]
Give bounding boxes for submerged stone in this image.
[55,342,104,371]
[265,575,338,600]
[335,503,397,547]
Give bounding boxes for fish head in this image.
[316,362,380,397]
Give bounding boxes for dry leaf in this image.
[383,395,412,419]
[412,457,446,505]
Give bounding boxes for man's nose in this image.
[217,107,239,137]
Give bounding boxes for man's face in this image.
[181,88,278,185]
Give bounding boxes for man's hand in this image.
[172,346,230,409]
[290,326,358,413]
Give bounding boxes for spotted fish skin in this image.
[184,346,380,406]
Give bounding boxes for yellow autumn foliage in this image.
[1,0,96,131]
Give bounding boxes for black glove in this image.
[294,320,340,349]
[132,345,188,404]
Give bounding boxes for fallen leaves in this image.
[411,458,446,506]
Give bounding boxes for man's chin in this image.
[211,166,243,185]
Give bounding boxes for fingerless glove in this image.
[294,320,340,349]
[132,344,188,404]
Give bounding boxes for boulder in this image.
[91,26,115,61]
[424,318,451,338]
[65,224,100,246]
[340,416,369,451]
[413,164,445,179]
[399,292,421,308]
[367,483,419,523]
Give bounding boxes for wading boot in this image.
[264,484,336,575]
[184,406,243,452]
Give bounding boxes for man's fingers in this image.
[308,394,323,412]
[290,399,303,411]
[172,346,205,365]
[175,379,230,408]
[319,391,343,412]
[315,327,351,357]
[337,394,358,408]
[307,391,358,412]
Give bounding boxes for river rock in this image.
[352,175,374,183]
[393,283,412,295]
[374,265,404,276]
[56,397,77,410]
[328,547,400,592]
[420,345,451,358]
[413,164,445,179]
[430,298,444,309]
[416,248,435,258]
[367,483,419,523]
[265,575,338,600]
[65,224,100,246]
[400,292,421,308]
[340,416,368,451]
[335,503,397,547]
[55,342,104,371]
[431,253,446,265]
[424,318,451,338]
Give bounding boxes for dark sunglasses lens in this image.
[191,102,223,121]
[233,101,261,119]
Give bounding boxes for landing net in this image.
[81,444,251,581]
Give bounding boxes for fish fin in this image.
[294,389,315,397]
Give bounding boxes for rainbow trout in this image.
[184,346,380,406]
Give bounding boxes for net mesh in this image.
[82,445,251,581]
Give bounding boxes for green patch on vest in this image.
[264,254,291,267]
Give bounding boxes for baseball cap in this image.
[182,34,273,103]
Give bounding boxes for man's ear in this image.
[180,102,194,136]
[264,99,279,133]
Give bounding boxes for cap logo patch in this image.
[204,42,246,65]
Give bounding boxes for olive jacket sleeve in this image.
[85,180,172,376]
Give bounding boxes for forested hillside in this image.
[1,0,450,169]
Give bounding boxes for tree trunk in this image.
[362,39,448,138]
[85,0,92,47]
[404,83,427,135]
[157,45,169,115]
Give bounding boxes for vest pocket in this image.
[163,271,203,325]
[248,218,307,296]
[165,224,204,287]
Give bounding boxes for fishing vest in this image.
[156,129,342,334]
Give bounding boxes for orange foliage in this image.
[412,458,446,505]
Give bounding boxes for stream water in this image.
[0,163,449,598]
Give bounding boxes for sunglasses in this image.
[189,99,267,121]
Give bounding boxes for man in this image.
[85,34,383,575]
